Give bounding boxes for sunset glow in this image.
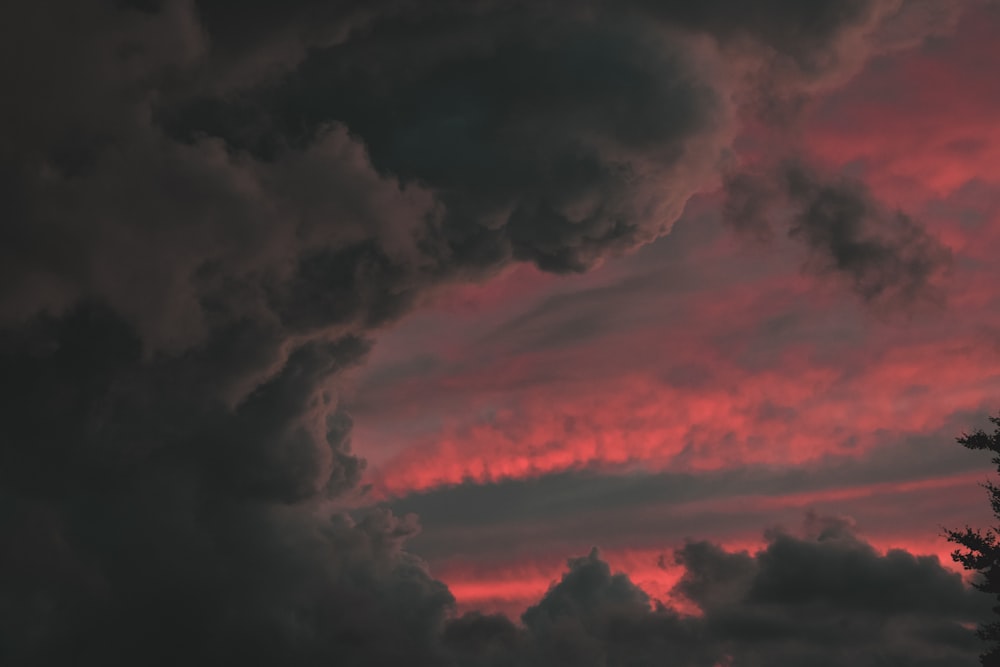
[5,1,1000,665]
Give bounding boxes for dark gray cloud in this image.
[631,0,874,71]
[0,304,460,666]
[438,518,987,666]
[163,4,723,274]
[725,164,952,305]
[670,516,987,666]
[785,166,953,304]
[443,548,718,667]
[0,0,972,665]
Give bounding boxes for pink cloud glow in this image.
[352,9,1000,502]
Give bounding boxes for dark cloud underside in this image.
[0,0,977,665]
[442,519,986,666]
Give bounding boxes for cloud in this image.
[725,164,952,305]
[159,0,908,274]
[633,0,875,72]
[0,0,974,665]
[444,548,717,667]
[673,514,987,666]
[785,165,953,304]
[439,517,987,666]
[0,304,459,666]
[164,6,725,274]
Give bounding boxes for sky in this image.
[2,1,1000,666]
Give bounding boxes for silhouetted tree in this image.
[947,414,1000,666]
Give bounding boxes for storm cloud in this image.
[441,516,987,666]
[0,0,980,665]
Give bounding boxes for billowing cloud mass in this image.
[0,0,994,665]
[442,516,987,666]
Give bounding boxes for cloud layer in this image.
[442,517,987,666]
[0,0,991,665]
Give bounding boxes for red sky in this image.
[6,1,1000,664]
[348,4,1000,615]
